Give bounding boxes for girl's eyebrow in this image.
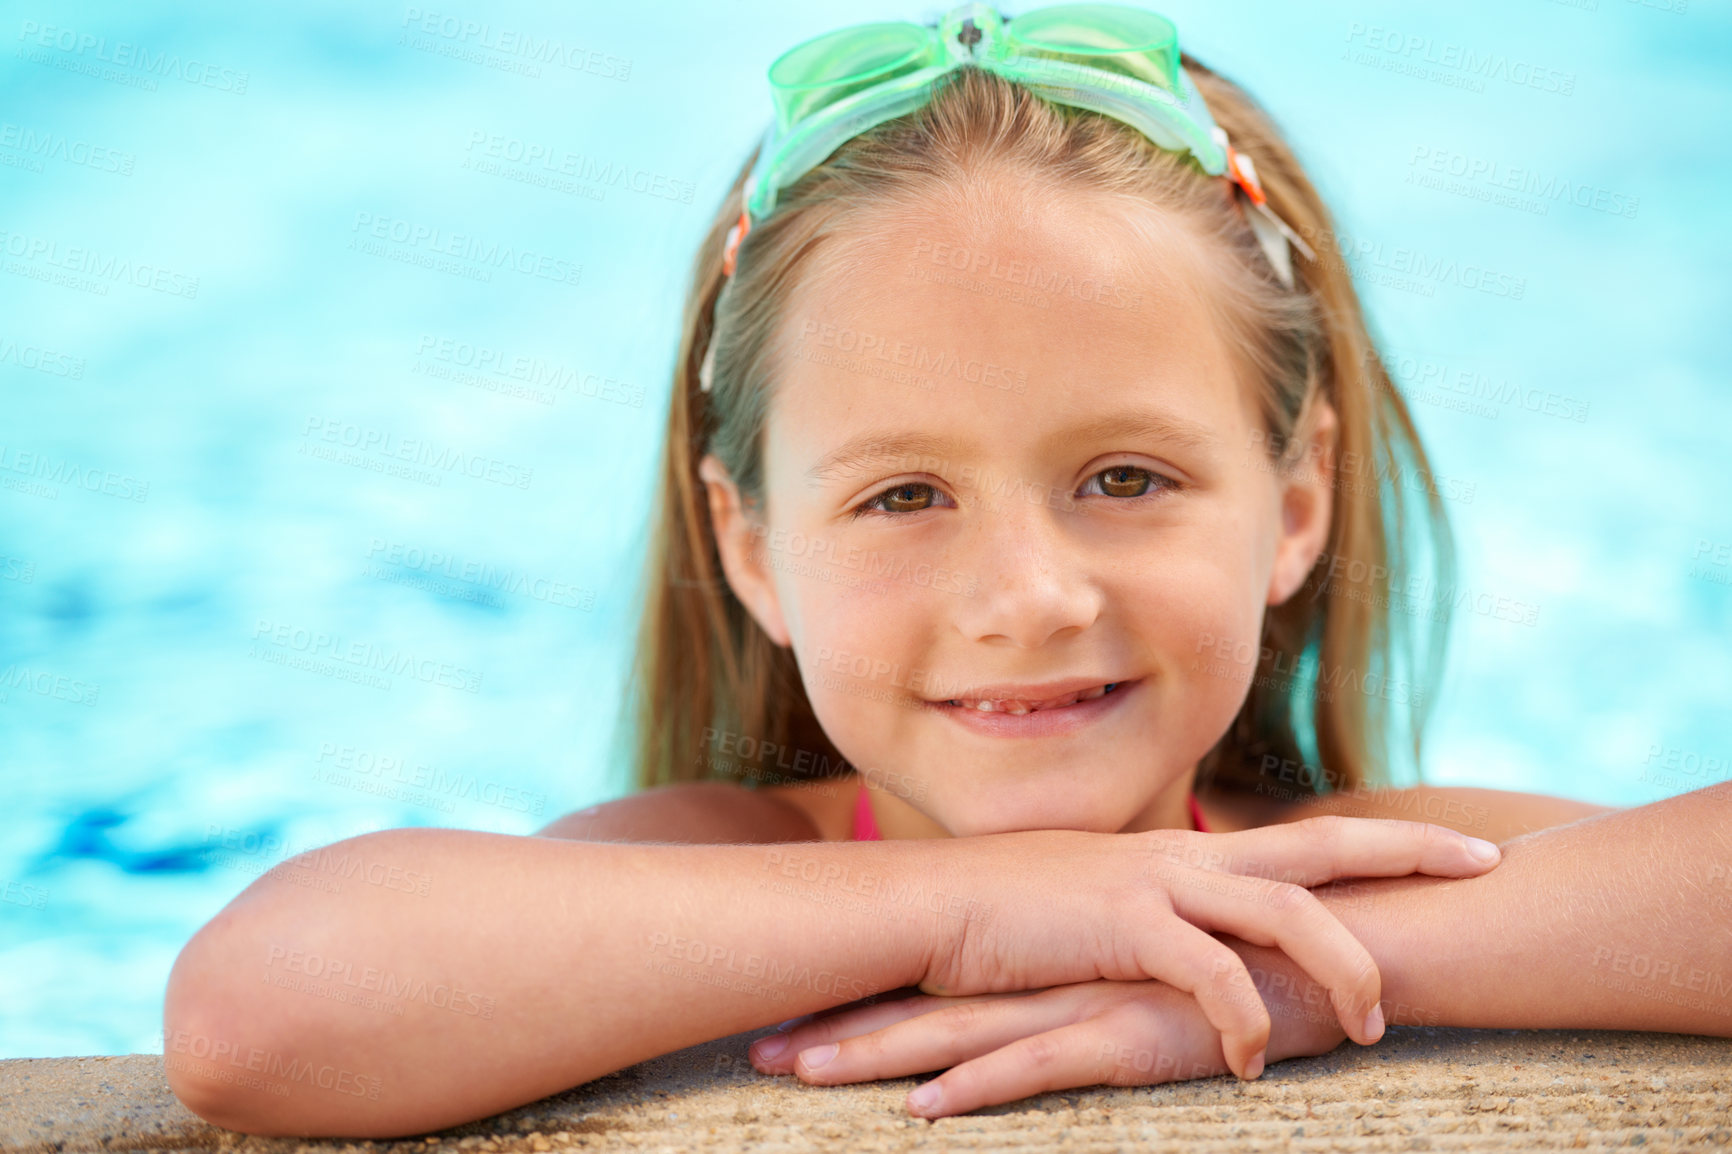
[805,409,1219,487]
[806,431,953,487]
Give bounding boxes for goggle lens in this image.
[999,5,1180,94]
[768,23,946,132]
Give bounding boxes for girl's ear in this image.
[1266,400,1338,607]
[697,454,793,647]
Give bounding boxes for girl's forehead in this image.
[815,177,1210,313]
[776,189,1235,403]
[760,199,1256,497]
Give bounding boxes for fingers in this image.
[775,989,1085,1085]
[1123,921,1270,1079]
[750,989,1047,1076]
[1163,869,1382,1045]
[1197,816,1501,887]
[903,1015,1223,1119]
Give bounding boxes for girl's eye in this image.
[851,481,953,519]
[1085,464,1174,501]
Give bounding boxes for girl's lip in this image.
[930,678,1140,738]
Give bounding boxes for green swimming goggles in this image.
[716,3,1313,293]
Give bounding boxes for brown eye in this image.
[1096,465,1155,498]
[866,478,935,509]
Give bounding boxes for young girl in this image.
[163,4,1730,1139]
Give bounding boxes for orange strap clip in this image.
[721,209,751,276]
[1225,145,1266,207]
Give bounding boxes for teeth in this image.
[948,683,1119,713]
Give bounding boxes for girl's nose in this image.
[945,497,1104,648]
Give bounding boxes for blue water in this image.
[2,0,1728,1059]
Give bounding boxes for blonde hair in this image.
[623,61,1454,804]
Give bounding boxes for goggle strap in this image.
[714,119,1314,301]
[722,209,751,277]
[1224,143,1265,205]
[1217,132,1315,285]
[698,324,719,393]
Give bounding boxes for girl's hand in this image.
[898,817,1499,1079]
[749,968,1351,1118]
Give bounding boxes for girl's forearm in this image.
[163,829,965,1137]
[1292,782,1732,1035]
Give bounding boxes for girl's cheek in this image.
[788,581,927,721]
[1131,564,1268,740]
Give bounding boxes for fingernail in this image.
[752,1035,788,1061]
[1363,1003,1385,1042]
[1245,1049,1265,1080]
[907,1081,943,1112]
[1465,838,1500,864]
[799,1042,838,1070]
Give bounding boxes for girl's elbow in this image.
[161,909,301,1133]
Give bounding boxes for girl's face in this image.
[702,175,1336,837]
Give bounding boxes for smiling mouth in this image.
[943,681,1129,715]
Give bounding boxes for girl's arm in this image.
[162,817,1499,1137]
[1314,780,1732,1033]
[751,783,1731,1116]
[162,829,950,1138]
[534,781,824,843]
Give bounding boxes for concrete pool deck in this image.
[3,1026,1730,1152]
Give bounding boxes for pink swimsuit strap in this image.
[851,784,1209,839]
[852,781,883,841]
[1187,791,1211,834]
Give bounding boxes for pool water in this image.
[2,0,1728,1058]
